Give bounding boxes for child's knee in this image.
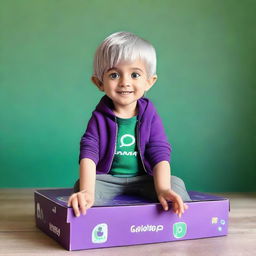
[171,176,191,201]
[171,176,185,188]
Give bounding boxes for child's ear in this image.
[146,75,158,92]
[91,76,104,91]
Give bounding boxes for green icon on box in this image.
[173,222,187,239]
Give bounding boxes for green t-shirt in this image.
[110,116,144,177]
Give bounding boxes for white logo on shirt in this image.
[120,134,135,147]
[115,151,138,156]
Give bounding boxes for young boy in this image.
[68,31,191,218]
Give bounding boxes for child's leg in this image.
[73,174,136,206]
[73,174,191,205]
[171,176,191,201]
[138,175,191,202]
[93,174,127,205]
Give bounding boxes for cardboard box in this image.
[34,189,229,250]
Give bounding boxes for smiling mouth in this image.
[117,91,134,95]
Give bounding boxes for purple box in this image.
[34,189,229,250]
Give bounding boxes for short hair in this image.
[93,31,157,82]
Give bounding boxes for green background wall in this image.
[1,0,255,191]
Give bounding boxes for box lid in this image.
[35,189,228,208]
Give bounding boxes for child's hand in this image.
[67,190,94,217]
[157,189,188,218]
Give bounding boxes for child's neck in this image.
[113,104,138,119]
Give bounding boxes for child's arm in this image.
[68,158,96,217]
[153,161,188,217]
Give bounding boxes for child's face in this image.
[92,59,157,113]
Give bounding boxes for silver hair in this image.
[93,31,157,82]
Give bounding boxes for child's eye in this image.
[109,73,120,79]
[131,72,140,78]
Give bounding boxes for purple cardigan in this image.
[79,95,171,176]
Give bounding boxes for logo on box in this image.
[36,203,44,221]
[92,223,108,244]
[173,222,187,239]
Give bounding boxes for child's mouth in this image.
[117,91,133,95]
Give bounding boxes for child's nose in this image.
[118,75,131,87]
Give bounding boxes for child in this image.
[68,31,191,218]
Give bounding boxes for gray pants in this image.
[74,174,191,205]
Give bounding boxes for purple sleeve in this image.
[146,111,172,168]
[79,115,99,165]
